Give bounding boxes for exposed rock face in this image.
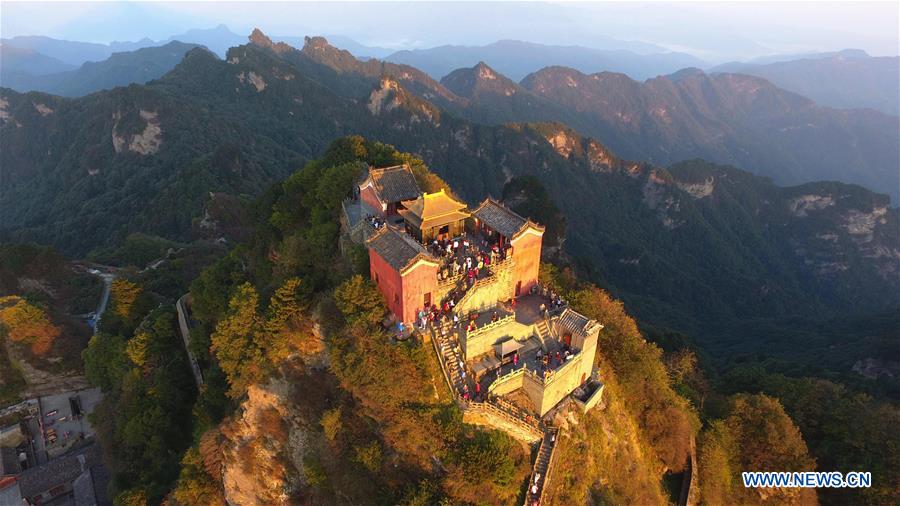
[248,28,293,54]
[548,130,576,158]
[368,78,403,115]
[642,169,683,229]
[852,357,900,379]
[32,102,53,116]
[221,382,295,505]
[843,206,887,240]
[586,141,615,172]
[111,109,162,155]
[367,78,440,126]
[238,71,267,92]
[789,194,834,217]
[675,177,715,199]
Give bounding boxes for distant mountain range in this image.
[2,30,898,371]
[1,25,393,66]
[711,49,899,114]
[1,41,201,97]
[301,43,899,201]
[384,39,706,81]
[2,30,897,200]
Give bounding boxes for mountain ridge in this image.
[2,30,897,362]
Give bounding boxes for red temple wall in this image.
[369,250,404,321]
[400,262,438,323]
[510,231,543,295]
[369,252,438,324]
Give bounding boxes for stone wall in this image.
[462,402,542,443]
[456,259,515,315]
[509,230,542,296]
[461,314,535,360]
[488,368,525,396]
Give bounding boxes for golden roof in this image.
[400,189,470,229]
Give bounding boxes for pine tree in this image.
[210,283,265,399]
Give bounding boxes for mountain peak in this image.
[248,28,293,54]
[441,61,518,98]
[303,36,333,52]
[666,67,706,82]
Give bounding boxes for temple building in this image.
[471,198,545,296]
[365,225,440,324]
[358,164,421,218]
[400,189,470,244]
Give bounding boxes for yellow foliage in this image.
[0,295,60,355]
[111,279,142,320]
[126,331,150,368]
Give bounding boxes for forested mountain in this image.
[314,45,900,201]
[3,31,897,369]
[712,50,900,114]
[516,67,900,201]
[384,39,705,81]
[1,41,202,97]
[3,29,899,504]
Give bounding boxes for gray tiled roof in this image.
[366,226,436,271]
[0,447,20,476]
[558,308,594,337]
[472,198,529,238]
[369,165,421,203]
[17,452,84,498]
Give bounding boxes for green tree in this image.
[83,332,128,392]
[333,275,385,329]
[171,446,225,506]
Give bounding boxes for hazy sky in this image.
[2,1,898,61]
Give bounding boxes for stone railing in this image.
[526,427,561,506]
[464,398,543,442]
[487,367,525,396]
[523,349,582,386]
[430,326,460,399]
[466,313,515,338]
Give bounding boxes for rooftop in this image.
[363,164,421,203]
[400,189,470,230]
[472,197,544,239]
[366,225,438,272]
[557,307,602,337]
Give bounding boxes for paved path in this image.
[175,294,204,388]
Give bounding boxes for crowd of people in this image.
[536,285,566,317]
[364,213,385,230]
[430,232,512,286]
[535,345,576,379]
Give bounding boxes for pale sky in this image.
[2,1,898,61]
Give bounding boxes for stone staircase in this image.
[525,427,560,506]
[432,324,468,396]
[428,319,562,504]
[535,318,552,342]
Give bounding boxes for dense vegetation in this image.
[82,278,196,503]
[4,34,896,391]
[2,31,898,504]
